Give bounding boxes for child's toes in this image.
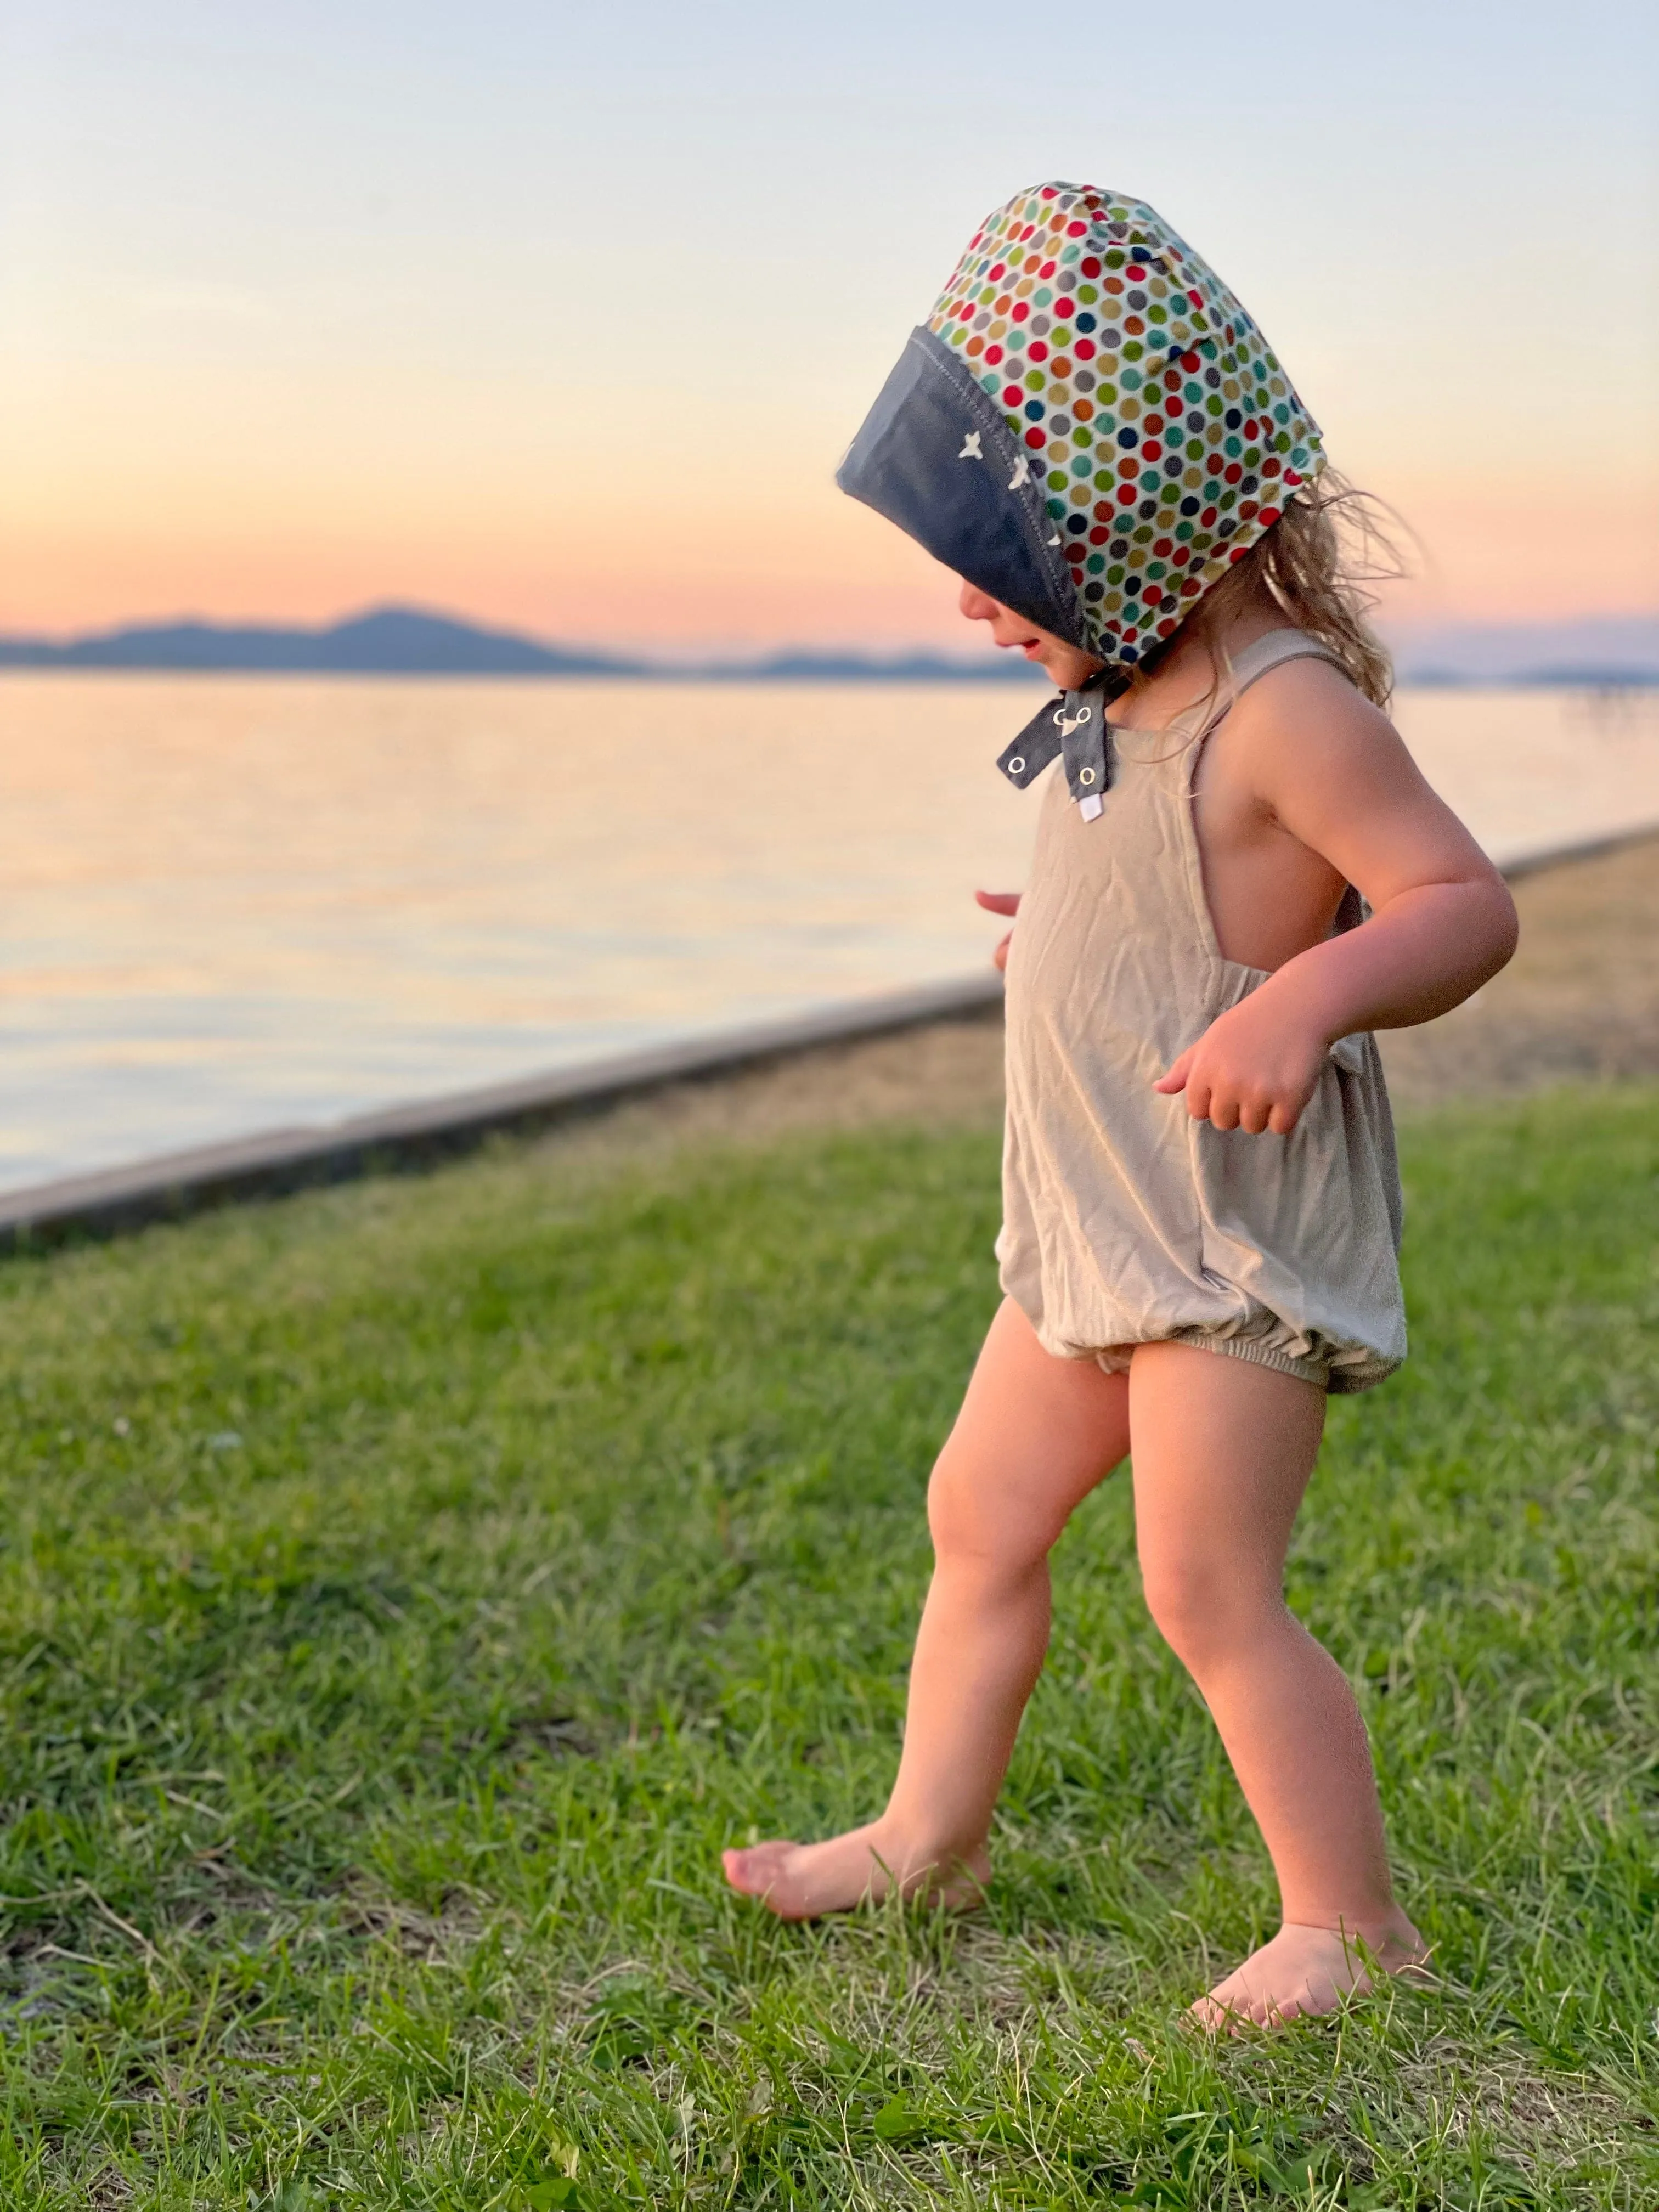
[1187,1986,1256,2037]
[721,1842,794,1897]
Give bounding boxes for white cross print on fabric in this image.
[1007,454,1031,490]
[957,430,983,460]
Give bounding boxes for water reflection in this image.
[2,676,1655,1192]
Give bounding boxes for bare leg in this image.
[723,1297,1128,1916]
[1128,1341,1425,2026]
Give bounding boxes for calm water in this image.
[3,676,1656,1196]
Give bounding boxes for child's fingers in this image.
[975,889,1022,916]
[1153,1049,1193,1095]
[992,932,1013,973]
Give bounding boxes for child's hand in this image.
[1154,990,1330,1135]
[975,889,1020,973]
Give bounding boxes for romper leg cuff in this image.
[1167,1325,1333,1392]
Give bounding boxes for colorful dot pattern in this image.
[928,184,1325,665]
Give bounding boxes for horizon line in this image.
[5,595,1659,649]
[2,599,1657,687]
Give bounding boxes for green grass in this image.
[0,1085,1654,2209]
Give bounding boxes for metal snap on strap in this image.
[1008,755,1025,775]
[1079,766,1096,785]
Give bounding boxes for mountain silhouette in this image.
[0,604,1039,680]
[2,603,1652,685]
[0,605,637,676]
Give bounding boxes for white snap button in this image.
[1008,755,1025,774]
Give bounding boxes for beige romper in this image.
[997,629,1407,1393]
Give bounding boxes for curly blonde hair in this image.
[1140,469,1400,709]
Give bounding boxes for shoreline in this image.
[4,825,1657,1250]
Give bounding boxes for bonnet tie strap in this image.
[996,679,1114,819]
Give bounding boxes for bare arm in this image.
[1158,677,1519,1135]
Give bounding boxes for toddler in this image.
[722,185,1517,2028]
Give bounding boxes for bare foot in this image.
[1189,1915,1430,2033]
[721,1822,990,1921]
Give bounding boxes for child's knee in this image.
[926,1444,1054,1576]
[1139,1548,1272,1668]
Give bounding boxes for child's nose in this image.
[958,582,1001,623]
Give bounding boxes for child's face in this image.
[958,583,1103,691]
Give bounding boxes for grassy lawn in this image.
[0,1084,1654,2209]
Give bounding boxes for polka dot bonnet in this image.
[837,182,1325,687]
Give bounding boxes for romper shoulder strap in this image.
[1194,629,1368,938]
[1196,628,1344,739]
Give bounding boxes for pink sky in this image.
[5,4,1654,649]
[7,453,1653,653]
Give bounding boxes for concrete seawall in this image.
[0,975,1004,1246]
[3,823,1651,1249]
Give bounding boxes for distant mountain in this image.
[3,602,1654,685]
[0,605,1040,682]
[1389,614,1659,687]
[0,606,639,677]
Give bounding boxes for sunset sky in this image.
[3,0,1655,651]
